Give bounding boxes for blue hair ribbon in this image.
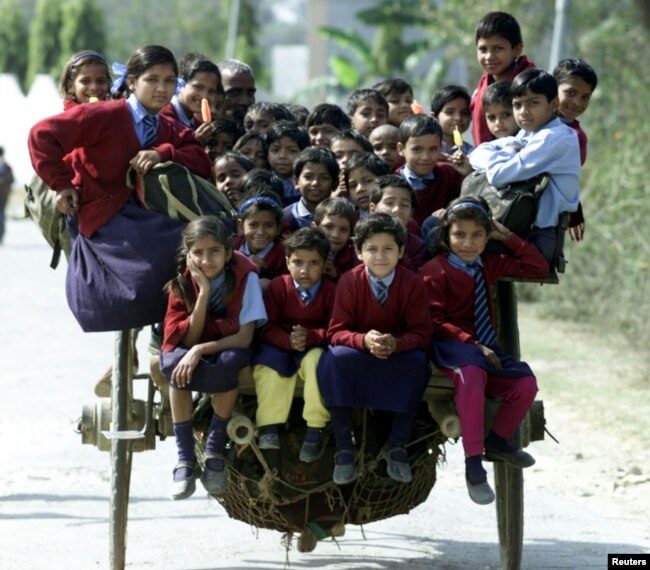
[238,196,281,217]
[110,62,127,95]
[448,201,491,218]
[175,77,186,96]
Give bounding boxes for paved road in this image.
[0,219,647,570]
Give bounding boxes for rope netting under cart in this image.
[193,400,447,542]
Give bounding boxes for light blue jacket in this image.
[469,117,581,228]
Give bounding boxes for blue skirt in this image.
[317,346,430,414]
[159,346,251,392]
[430,338,533,378]
[66,200,184,332]
[252,343,307,377]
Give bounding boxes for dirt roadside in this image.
[517,301,650,525]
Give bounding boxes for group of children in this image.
[26,10,598,507]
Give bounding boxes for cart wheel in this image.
[494,462,523,570]
[109,330,135,570]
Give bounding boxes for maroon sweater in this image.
[328,265,432,353]
[470,55,535,146]
[162,251,258,352]
[258,274,336,350]
[28,99,212,237]
[419,234,548,345]
[397,163,463,226]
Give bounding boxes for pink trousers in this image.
[442,365,538,456]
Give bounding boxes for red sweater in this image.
[419,234,548,345]
[160,102,205,130]
[400,231,428,273]
[330,242,360,282]
[234,236,288,280]
[162,251,258,352]
[328,265,432,353]
[257,274,336,350]
[470,55,535,146]
[28,99,212,237]
[397,163,463,226]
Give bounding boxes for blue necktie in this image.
[142,114,158,147]
[209,285,225,316]
[375,280,388,304]
[470,263,497,346]
[298,287,311,304]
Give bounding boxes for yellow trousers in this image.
[254,348,330,428]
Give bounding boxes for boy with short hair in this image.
[206,118,243,161]
[469,68,581,266]
[373,78,415,127]
[347,88,389,138]
[317,213,432,485]
[330,130,373,196]
[396,114,464,227]
[369,174,428,273]
[482,81,519,139]
[282,146,339,231]
[470,11,535,145]
[266,120,310,206]
[369,124,405,170]
[305,103,352,147]
[244,102,294,134]
[313,197,359,282]
[253,227,336,461]
[553,58,598,241]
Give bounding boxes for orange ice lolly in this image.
[411,100,425,114]
[201,98,212,123]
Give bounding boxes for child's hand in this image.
[130,150,162,175]
[488,220,511,242]
[249,255,266,270]
[363,330,395,359]
[290,325,307,352]
[479,344,502,368]
[171,345,203,388]
[569,222,585,241]
[55,188,80,215]
[449,149,473,176]
[186,255,210,291]
[194,122,216,146]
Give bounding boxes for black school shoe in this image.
[171,461,200,500]
[299,427,328,463]
[465,455,494,505]
[484,431,535,468]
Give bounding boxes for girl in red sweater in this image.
[159,216,266,499]
[28,45,211,332]
[420,197,548,505]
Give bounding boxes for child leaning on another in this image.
[419,197,547,505]
[317,213,433,485]
[212,151,254,208]
[159,216,267,500]
[253,227,336,462]
[470,11,535,145]
[345,152,392,221]
[553,58,598,241]
[469,69,581,266]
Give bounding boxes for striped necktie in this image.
[470,263,497,346]
[375,279,388,304]
[142,114,158,147]
[209,285,225,316]
[298,287,311,304]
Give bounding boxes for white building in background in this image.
[0,74,60,189]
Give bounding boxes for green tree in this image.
[58,0,106,71]
[0,0,28,90]
[232,0,269,89]
[26,0,64,89]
